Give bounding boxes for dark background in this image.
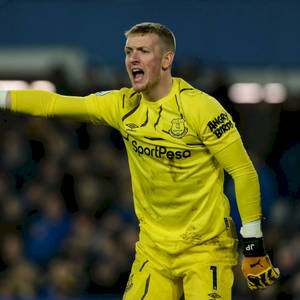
[0,1,299,299]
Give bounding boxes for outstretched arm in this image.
[214,139,280,290]
[0,89,92,122]
[0,89,122,129]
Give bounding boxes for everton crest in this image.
[168,118,188,138]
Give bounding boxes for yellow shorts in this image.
[123,219,238,300]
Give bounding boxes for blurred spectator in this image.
[0,194,25,233]
[23,192,71,266]
[61,212,97,262]
[0,130,29,171]
[38,256,87,298]
[0,129,37,189]
[0,171,15,196]
[279,142,300,200]
[0,233,40,299]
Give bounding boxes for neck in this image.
[142,75,173,102]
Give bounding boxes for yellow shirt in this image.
[11,77,262,254]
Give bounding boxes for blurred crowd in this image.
[0,61,299,300]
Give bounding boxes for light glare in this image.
[0,80,56,92]
[264,83,287,103]
[0,80,29,90]
[30,80,56,92]
[229,82,287,104]
[228,83,263,104]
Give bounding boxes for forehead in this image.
[125,33,160,48]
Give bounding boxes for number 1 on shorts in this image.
[210,266,218,290]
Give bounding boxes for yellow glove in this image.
[242,237,280,290]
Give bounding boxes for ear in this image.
[162,51,174,71]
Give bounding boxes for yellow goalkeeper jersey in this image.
[111,78,240,253]
[11,77,258,254]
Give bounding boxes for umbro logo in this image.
[208,292,221,299]
[126,123,139,129]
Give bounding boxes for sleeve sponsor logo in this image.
[207,113,233,138]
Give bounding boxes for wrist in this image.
[241,219,265,257]
[240,219,263,238]
[242,237,266,257]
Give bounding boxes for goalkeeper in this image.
[0,22,279,299]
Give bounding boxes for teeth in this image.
[132,68,142,73]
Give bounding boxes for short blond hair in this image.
[125,22,176,53]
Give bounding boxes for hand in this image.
[241,237,280,290]
[242,254,280,290]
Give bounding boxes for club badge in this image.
[168,118,188,138]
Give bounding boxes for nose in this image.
[129,50,139,63]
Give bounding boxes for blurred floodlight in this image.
[264,83,287,103]
[228,83,263,104]
[0,80,29,90]
[30,80,56,92]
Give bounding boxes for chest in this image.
[120,100,202,147]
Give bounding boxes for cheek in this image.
[147,59,161,75]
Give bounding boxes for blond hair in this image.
[125,22,176,53]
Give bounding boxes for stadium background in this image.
[0,0,299,299]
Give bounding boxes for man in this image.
[0,22,279,299]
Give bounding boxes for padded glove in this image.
[242,237,280,290]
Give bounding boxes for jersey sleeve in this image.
[214,138,262,224]
[86,90,122,129]
[10,89,122,130]
[188,94,262,223]
[196,95,241,154]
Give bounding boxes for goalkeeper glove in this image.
[241,237,280,290]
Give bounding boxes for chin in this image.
[132,82,147,92]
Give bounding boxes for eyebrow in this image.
[125,46,150,51]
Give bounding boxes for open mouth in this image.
[132,68,144,82]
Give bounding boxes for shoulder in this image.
[92,87,141,114]
[93,87,138,104]
[94,87,139,99]
[94,89,123,98]
[175,77,221,111]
